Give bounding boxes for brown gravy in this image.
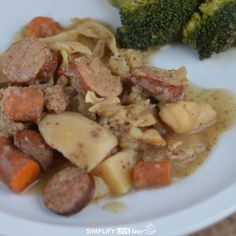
[172,83,236,178]
[102,201,127,213]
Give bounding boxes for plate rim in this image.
[0,0,236,235]
[0,181,235,236]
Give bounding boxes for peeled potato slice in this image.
[39,112,117,171]
[159,101,216,134]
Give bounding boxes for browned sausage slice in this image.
[128,66,187,102]
[2,86,44,122]
[14,130,54,170]
[1,39,57,83]
[67,56,122,97]
[43,166,95,215]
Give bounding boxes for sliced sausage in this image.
[14,130,54,170]
[1,39,57,83]
[44,85,67,113]
[0,136,40,193]
[2,86,44,122]
[26,16,62,39]
[128,66,187,102]
[43,166,95,215]
[67,56,122,97]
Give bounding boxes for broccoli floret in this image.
[183,0,236,59]
[112,0,201,51]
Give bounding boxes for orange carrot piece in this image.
[132,161,171,188]
[26,16,62,38]
[0,137,40,193]
[2,86,44,122]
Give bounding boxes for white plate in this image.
[1,0,236,235]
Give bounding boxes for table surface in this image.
[193,213,236,236]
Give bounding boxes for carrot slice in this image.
[26,16,62,38]
[132,161,171,188]
[0,137,40,193]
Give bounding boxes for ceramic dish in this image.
[0,0,236,235]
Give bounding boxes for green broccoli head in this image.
[113,0,201,51]
[183,0,236,59]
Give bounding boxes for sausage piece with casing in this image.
[43,167,95,215]
[67,56,122,97]
[128,66,187,102]
[1,39,57,83]
[2,87,44,122]
[14,130,54,170]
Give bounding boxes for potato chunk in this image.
[92,149,136,195]
[159,101,216,134]
[38,112,117,171]
[93,176,111,200]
